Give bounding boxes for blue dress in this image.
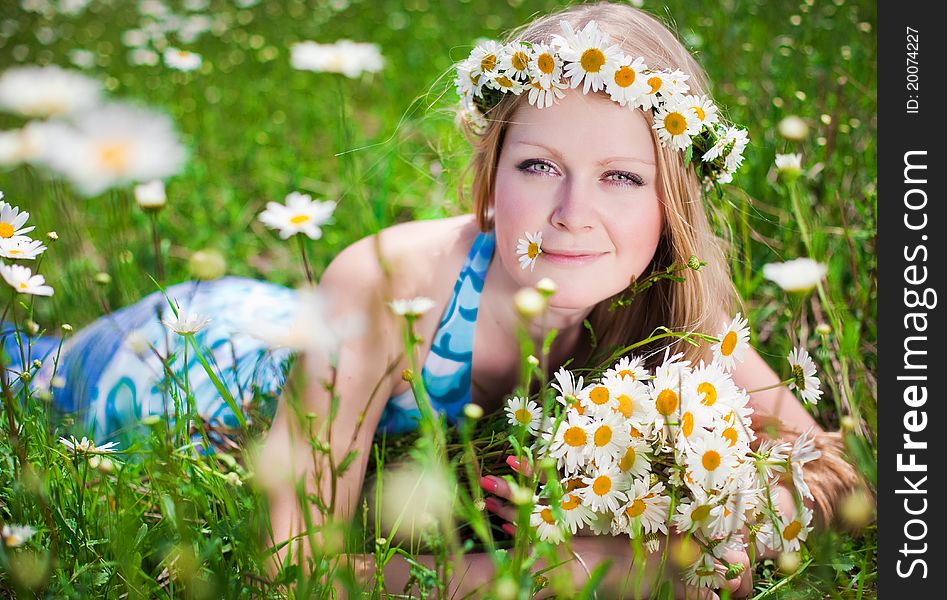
[3,230,496,441]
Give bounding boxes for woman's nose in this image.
[550,179,596,232]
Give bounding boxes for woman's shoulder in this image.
[331,214,482,299]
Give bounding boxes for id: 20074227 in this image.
[906,26,918,114]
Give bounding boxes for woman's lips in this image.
[542,250,607,266]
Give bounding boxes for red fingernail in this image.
[502,523,515,536]
[505,456,521,470]
[480,476,497,492]
[484,497,499,512]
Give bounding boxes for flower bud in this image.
[47,231,59,241]
[61,323,73,332]
[94,272,111,286]
[775,153,803,182]
[463,403,484,420]
[188,248,227,280]
[526,355,540,368]
[686,255,702,271]
[777,115,809,141]
[141,414,162,426]
[839,489,874,529]
[134,179,167,211]
[777,551,801,574]
[25,320,39,336]
[535,277,557,297]
[509,482,533,506]
[401,369,414,382]
[513,287,545,318]
[815,323,831,336]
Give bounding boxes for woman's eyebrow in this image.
[512,141,655,167]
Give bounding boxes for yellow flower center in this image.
[566,479,586,492]
[562,494,582,510]
[613,66,636,87]
[701,450,721,471]
[721,331,737,356]
[618,369,636,380]
[537,53,555,74]
[289,214,311,224]
[540,507,556,525]
[470,72,480,85]
[722,427,738,447]
[97,141,130,174]
[580,48,606,73]
[495,75,514,88]
[630,426,642,438]
[515,408,533,425]
[626,499,646,518]
[590,385,610,405]
[663,112,688,136]
[0,223,13,238]
[592,475,612,496]
[656,389,678,416]
[698,381,717,406]
[783,520,802,540]
[18,282,28,290]
[527,242,540,259]
[511,51,530,71]
[619,447,637,471]
[564,426,587,447]
[480,54,496,72]
[647,76,663,94]
[681,411,694,438]
[615,394,634,418]
[691,504,712,522]
[692,105,706,121]
[593,425,612,447]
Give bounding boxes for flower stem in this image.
[150,212,164,281]
[297,235,314,285]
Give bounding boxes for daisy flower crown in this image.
[454,20,749,187]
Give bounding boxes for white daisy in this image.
[0,236,46,260]
[579,380,618,418]
[614,479,670,536]
[682,94,719,128]
[607,375,652,424]
[673,489,719,534]
[653,97,701,151]
[388,296,436,318]
[712,313,750,372]
[516,230,543,271]
[787,347,823,405]
[258,191,337,240]
[684,552,728,589]
[774,153,803,177]
[551,366,585,413]
[763,258,827,293]
[496,42,532,81]
[650,362,685,421]
[0,264,53,296]
[558,491,596,534]
[755,438,792,481]
[134,179,167,210]
[504,395,542,435]
[578,464,627,514]
[35,102,187,197]
[638,70,689,111]
[163,48,202,72]
[544,410,592,475]
[162,308,211,335]
[702,125,748,164]
[484,70,527,95]
[128,48,160,67]
[454,58,485,100]
[467,40,504,81]
[603,355,649,383]
[778,506,813,552]
[586,411,630,468]
[711,482,759,538]
[675,389,714,449]
[788,427,822,500]
[527,42,563,88]
[616,437,652,479]
[685,361,743,417]
[603,55,650,107]
[290,40,384,78]
[1,524,36,548]
[0,202,36,239]
[554,21,621,94]
[530,502,565,543]
[687,432,739,490]
[526,77,567,109]
[0,65,101,118]
[58,435,120,454]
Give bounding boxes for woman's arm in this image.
[258,234,403,570]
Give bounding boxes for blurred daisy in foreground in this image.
[1,524,36,548]
[59,435,120,454]
[164,48,202,72]
[774,153,803,178]
[505,395,542,435]
[388,296,435,318]
[0,65,101,118]
[711,313,750,372]
[258,191,336,240]
[763,257,827,293]
[290,40,384,78]
[0,264,53,296]
[787,347,823,405]
[134,179,166,210]
[516,230,543,271]
[36,102,187,196]
[162,308,211,335]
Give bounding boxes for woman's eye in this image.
[517,160,557,176]
[603,170,645,187]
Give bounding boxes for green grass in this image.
[1,0,876,597]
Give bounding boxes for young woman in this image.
[257,3,859,597]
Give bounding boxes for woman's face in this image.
[492,90,664,309]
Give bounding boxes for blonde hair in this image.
[461,2,737,369]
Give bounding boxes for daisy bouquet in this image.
[503,315,823,589]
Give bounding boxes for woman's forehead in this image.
[505,91,656,163]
